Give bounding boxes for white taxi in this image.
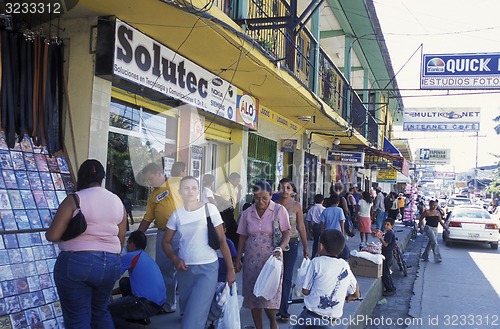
[443,205,499,250]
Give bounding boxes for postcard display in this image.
[0,134,74,329]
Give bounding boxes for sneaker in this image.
[383,290,396,296]
[436,259,442,263]
[161,305,176,314]
[421,257,429,262]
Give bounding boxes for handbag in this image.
[60,193,87,241]
[272,205,283,248]
[206,204,221,250]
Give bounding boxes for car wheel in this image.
[491,243,498,250]
[445,240,452,247]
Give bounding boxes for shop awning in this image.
[383,137,402,156]
[363,147,404,163]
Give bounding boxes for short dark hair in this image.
[171,162,186,177]
[329,192,340,205]
[314,194,324,204]
[180,175,199,187]
[252,180,272,194]
[362,191,372,203]
[77,159,105,191]
[142,163,163,175]
[320,229,345,256]
[128,231,147,250]
[202,174,215,186]
[385,218,395,226]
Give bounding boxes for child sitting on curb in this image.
[292,229,360,328]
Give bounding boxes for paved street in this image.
[407,233,500,329]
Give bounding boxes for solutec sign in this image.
[421,53,500,89]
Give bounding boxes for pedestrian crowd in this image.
[46,158,427,329]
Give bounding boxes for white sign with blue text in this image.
[421,53,500,89]
[403,108,480,132]
[327,151,365,167]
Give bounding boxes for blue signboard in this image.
[421,53,500,89]
[327,151,365,167]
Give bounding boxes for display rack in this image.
[0,133,74,329]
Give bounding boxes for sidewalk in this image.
[133,222,413,329]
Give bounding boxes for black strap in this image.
[205,203,212,225]
[71,193,80,209]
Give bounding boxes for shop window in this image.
[106,98,177,226]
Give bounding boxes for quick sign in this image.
[421,53,500,89]
[403,108,480,132]
[327,151,365,167]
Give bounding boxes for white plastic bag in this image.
[253,255,282,300]
[294,258,310,297]
[215,283,241,329]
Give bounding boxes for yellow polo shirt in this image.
[143,183,177,230]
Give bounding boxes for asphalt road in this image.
[408,233,500,329]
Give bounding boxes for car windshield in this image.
[453,209,491,220]
[449,198,472,206]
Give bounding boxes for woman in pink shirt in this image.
[46,159,127,328]
[235,181,291,329]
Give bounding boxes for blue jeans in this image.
[279,240,299,318]
[422,226,441,262]
[177,261,218,329]
[54,251,120,329]
[376,210,385,231]
[156,230,180,311]
[312,223,321,259]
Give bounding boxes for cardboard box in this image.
[349,256,382,278]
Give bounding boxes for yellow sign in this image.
[377,169,398,182]
[259,106,300,132]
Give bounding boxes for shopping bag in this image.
[293,258,310,297]
[215,283,241,329]
[208,282,229,322]
[253,255,282,300]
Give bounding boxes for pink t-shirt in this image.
[58,187,124,254]
[237,201,291,236]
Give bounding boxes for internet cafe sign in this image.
[421,53,500,89]
[327,151,365,167]
[403,108,480,132]
[95,18,258,129]
[416,148,450,165]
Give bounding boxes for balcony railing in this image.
[213,0,378,143]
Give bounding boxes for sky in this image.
[373,0,500,172]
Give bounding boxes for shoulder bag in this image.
[272,204,283,248]
[205,204,221,250]
[60,193,87,241]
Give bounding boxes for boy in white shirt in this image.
[292,230,360,328]
[305,194,325,259]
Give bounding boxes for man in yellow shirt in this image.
[398,193,406,219]
[166,162,187,210]
[137,162,184,314]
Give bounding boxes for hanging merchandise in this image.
[0,133,75,328]
[0,27,64,154]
